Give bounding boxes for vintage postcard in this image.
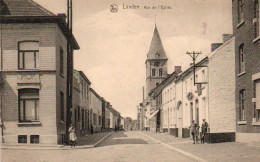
[0,0,259,161]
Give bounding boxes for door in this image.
[195,100,199,126]
[190,102,193,124]
[177,101,183,137]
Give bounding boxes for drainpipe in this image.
[0,14,4,143]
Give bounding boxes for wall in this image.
[1,23,62,144]
[233,0,260,136]
[208,37,236,133]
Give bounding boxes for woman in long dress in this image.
[68,124,77,147]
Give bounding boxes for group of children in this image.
[190,119,208,144]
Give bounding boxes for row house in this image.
[89,88,102,133]
[72,70,91,135]
[147,66,181,133]
[109,106,121,130]
[0,0,79,144]
[105,102,111,130]
[160,35,235,143]
[232,0,260,144]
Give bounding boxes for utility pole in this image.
[66,0,73,145]
[186,51,207,86]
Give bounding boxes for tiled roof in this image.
[1,0,56,16]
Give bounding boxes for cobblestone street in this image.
[1,131,260,162]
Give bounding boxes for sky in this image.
[35,0,233,119]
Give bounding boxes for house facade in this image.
[171,36,235,142]
[89,88,102,133]
[232,0,260,143]
[0,0,79,144]
[73,70,91,135]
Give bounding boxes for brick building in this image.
[232,0,260,143]
[0,0,79,144]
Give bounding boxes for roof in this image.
[90,88,101,99]
[79,71,91,85]
[149,71,178,97]
[1,0,55,16]
[0,0,80,50]
[147,25,167,60]
[175,57,209,83]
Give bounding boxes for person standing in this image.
[190,120,196,144]
[68,124,77,148]
[195,123,200,144]
[201,119,208,143]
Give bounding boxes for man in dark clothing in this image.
[201,119,208,143]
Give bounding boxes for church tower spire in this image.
[145,25,168,96]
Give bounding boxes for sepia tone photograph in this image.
[0,0,260,161]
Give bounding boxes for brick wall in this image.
[0,23,69,144]
[233,0,260,134]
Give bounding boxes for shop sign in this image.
[187,92,194,101]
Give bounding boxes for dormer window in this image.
[156,53,160,58]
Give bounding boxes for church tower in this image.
[146,25,168,96]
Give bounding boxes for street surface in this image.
[1,131,193,162]
[1,131,260,162]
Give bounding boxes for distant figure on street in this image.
[68,124,77,148]
[190,120,199,144]
[201,119,208,144]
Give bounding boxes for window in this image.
[152,69,156,77]
[18,135,27,143]
[202,70,205,82]
[255,80,260,121]
[239,44,245,73]
[93,113,97,125]
[18,41,39,69]
[239,89,245,121]
[19,89,39,122]
[60,47,64,75]
[255,0,260,38]
[99,116,102,126]
[238,0,244,23]
[159,68,163,76]
[60,91,64,121]
[30,135,39,144]
[77,106,80,122]
[81,109,85,129]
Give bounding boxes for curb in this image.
[0,132,114,150]
[138,132,208,162]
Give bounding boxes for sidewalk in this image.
[0,131,113,150]
[140,131,260,162]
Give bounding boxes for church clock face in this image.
[154,61,160,67]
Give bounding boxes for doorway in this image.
[195,100,199,126]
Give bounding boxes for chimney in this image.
[174,66,182,74]
[222,34,233,43]
[211,43,223,52]
[57,13,67,22]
